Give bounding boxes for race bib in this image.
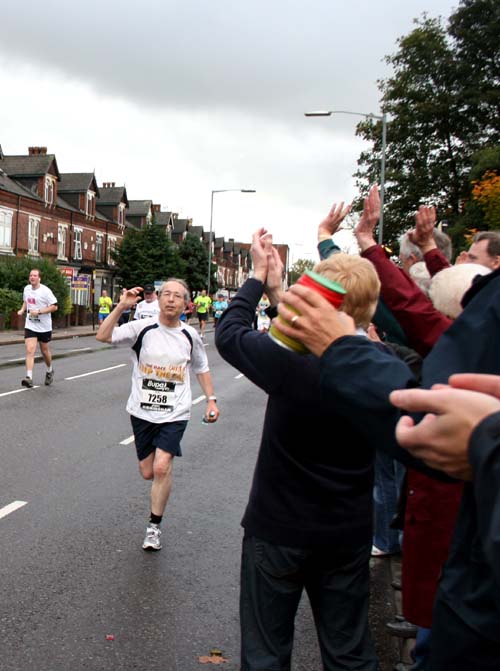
[140,378,176,411]
[28,311,40,322]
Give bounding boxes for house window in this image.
[28,217,40,254]
[107,236,117,265]
[118,203,125,228]
[86,191,95,218]
[44,176,56,206]
[95,234,103,262]
[73,227,83,260]
[57,224,68,260]
[0,207,13,250]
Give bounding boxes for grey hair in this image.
[399,233,423,261]
[399,229,453,261]
[159,278,191,302]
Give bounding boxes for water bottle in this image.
[202,411,216,424]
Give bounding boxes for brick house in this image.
[0,146,126,322]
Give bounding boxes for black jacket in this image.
[319,269,500,649]
[215,278,376,549]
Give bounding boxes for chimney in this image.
[28,146,48,155]
[111,182,115,187]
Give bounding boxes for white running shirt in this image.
[112,318,209,423]
[134,299,160,320]
[23,283,58,333]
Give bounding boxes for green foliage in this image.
[289,258,315,285]
[178,233,212,293]
[112,224,185,289]
[0,288,22,326]
[355,0,500,247]
[0,256,70,315]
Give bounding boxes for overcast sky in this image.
[0,0,459,260]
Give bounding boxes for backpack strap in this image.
[181,328,193,355]
[132,323,159,360]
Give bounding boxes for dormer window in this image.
[118,203,125,228]
[44,176,56,206]
[86,190,96,218]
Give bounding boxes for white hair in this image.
[429,264,491,319]
[409,261,431,295]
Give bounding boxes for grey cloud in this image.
[0,0,455,119]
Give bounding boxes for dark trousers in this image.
[429,598,500,671]
[240,536,377,671]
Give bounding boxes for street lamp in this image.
[207,189,256,297]
[305,109,387,244]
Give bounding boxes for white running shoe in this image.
[142,524,162,551]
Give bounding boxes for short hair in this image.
[434,229,453,260]
[429,263,491,319]
[409,261,431,295]
[399,229,453,261]
[313,253,381,330]
[473,231,500,258]
[159,278,190,302]
[30,268,41,277]
[399,234,423,262]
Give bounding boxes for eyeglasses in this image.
[160,291,185,300]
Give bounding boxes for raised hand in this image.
[250,228,273,283]
[354,185,380,252]
[120,287,144,309]
[408,205,437,253]
[318,201,351,239]
[265,246,285,306]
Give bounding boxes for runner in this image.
[17,268,58,388]
[133,283,160,320]
[212,293,228,328]
[96,278,219,551]
[194,289,212,338]
[98,289,113,324]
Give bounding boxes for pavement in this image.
[0,324,97,346]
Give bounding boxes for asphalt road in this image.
[0,332,398,671]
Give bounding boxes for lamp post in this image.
[207,189,256,297]
[305,109,387,244]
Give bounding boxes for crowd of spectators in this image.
[215,186,500,671]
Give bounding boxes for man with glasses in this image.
[97,279,219,550]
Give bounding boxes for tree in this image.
[448,146,500,253]
[355,0,500,247]
[177,233,212,294]
[288,258,315,285]
[112,225,184,289]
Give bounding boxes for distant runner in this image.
[17,268,58,388]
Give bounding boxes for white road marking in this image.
[0,386,40,397]
[235,373,244,379]
[0,500,28,520]
[65,364,127,380]
[120,435,135,445]
[5,347,91,365]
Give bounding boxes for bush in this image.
[0,257,71,315]
[0,288,23,327]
